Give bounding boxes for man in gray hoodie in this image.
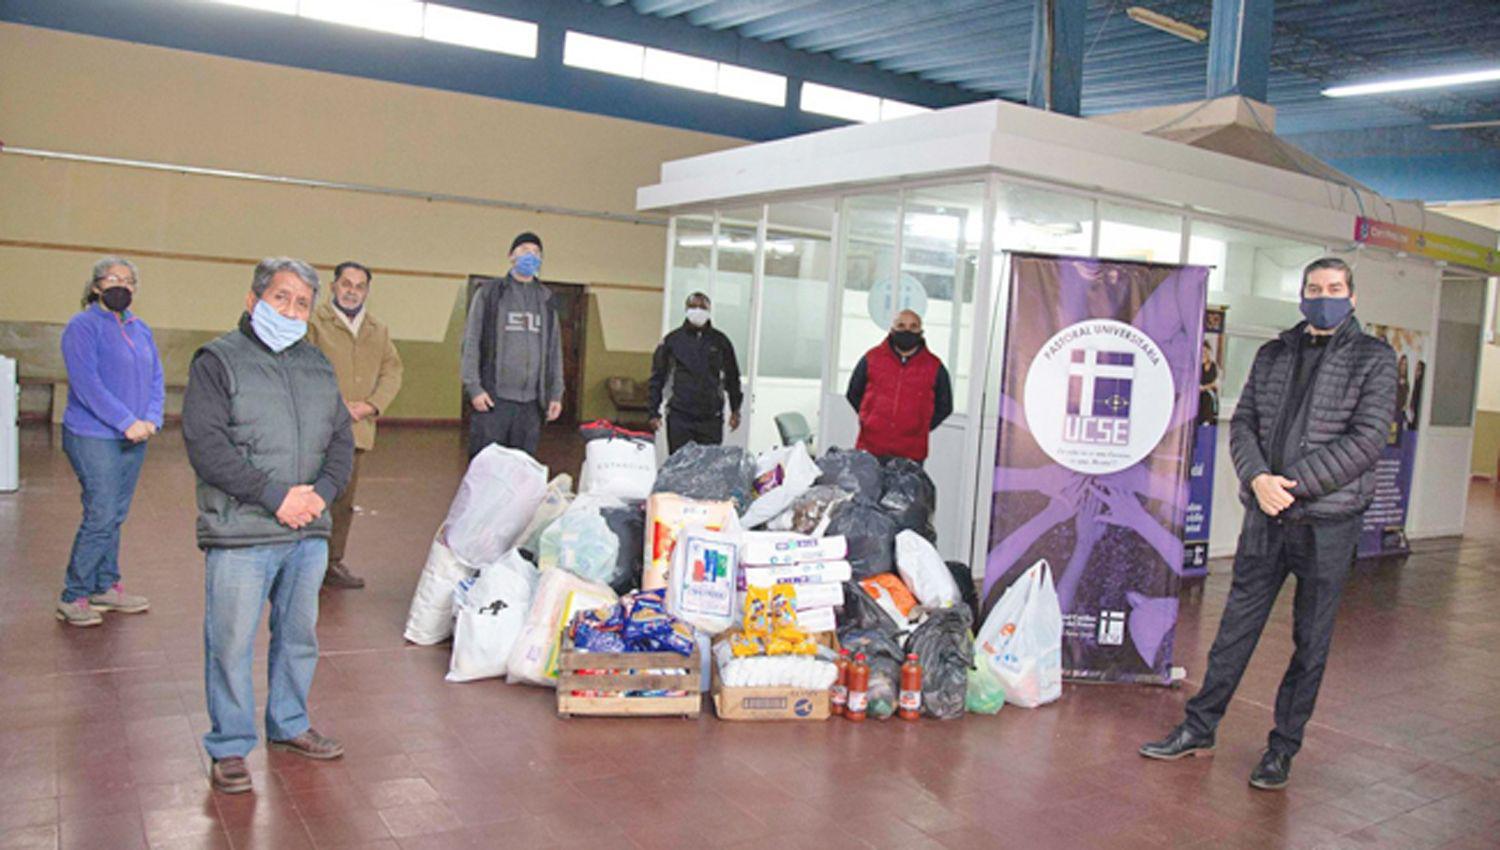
[460,231,563,458]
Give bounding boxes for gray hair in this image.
[82,255,139,306]
[251,257,320,301]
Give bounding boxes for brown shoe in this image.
[210,757,253,794]
[323,562,366,589]
[270,728,344,760]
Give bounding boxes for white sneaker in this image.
[56,598,104,627]
[89,584,150,614]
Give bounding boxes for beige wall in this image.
[0,23,740,419]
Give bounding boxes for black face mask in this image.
[100,287,133,313]
[890,330,923,351]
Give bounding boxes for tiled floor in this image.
[3,423,1498,850]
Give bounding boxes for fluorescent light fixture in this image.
[644,47,718,94]
[717,63,786,107]
[564,32,645,78]
[801,82,881,123]
[1323,67,1500,98]
[299,0,423,37]
[210,0,297,12]
[1125,6,1206,43]
[879,99,930,121]
[423,5,536,57]
[1431,118,1500,131]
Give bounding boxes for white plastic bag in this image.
[895,531,961,608]
[580,437,657,500]
[667,527,742,635]
[404,535,476,645]
[517,474,574,555]
[739,442,819,529]
[442,445,548,567]
[505,568,617,688]
[446,551,539,683]
[974,560,1062,709]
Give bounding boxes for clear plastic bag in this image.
[974,560,1062,709]
[878,457,937,542]
[777,485,852,535]
[966,658,1006,715]
[538,495,626,588]
[814,447,882,504]
[904,606,973,719]
[517,475,574,557]
[652,443,757,513]
[825,500,898,579]
[442,445,549,567]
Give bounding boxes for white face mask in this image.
[686,308,711,327]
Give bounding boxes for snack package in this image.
[765,585,817,655]
[644,494,737,591]
[667,528,741,635]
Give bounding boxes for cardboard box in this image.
[713,684,830,721]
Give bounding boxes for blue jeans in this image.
[61,429,147,603]
[203,539,327,760]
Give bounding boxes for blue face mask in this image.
[1299,296,1353,331]
[251,299,307,353]
[514,252,542,278]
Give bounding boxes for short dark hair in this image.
[333,261,373,285]
[686,291,711,306]
[1302,257,1354,292]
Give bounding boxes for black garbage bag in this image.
[825,500,897,579]
[904,606,974,720]
[785,484,853,534]
[815,447,882,504]
[600,502,645,595]
[878,457,937,542]
[837,628,904,720]
[652,443,755,512]
[836,581,902,636]
[946,561,981,628]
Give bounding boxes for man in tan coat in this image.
[306,261,403,589]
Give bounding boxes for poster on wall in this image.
[984,254,1208,685]
[1358,322,1427,559]
[1182,307,1227,578]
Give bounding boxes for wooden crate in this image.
[555,638,702,719]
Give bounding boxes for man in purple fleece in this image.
[56,256,165,627]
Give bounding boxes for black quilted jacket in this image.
[1230,317,1398,522]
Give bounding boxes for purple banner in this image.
[1357,323,1425,558]
[1183,307,1227,577]
[984,255,1208,685]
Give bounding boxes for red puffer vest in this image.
[856,341,940,461]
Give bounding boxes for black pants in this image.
[468,399,542,459]
[1184,516,1359,757]
[666,410,722,454]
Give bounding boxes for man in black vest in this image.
[460,231,564,459]
[1140,257,1396,791]
[648,292,743,453]
[182,257,354,795]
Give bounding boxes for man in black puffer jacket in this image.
[1140,257,1396,792]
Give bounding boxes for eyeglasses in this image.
[95,274,136,286]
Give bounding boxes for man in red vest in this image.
[845,310,953,462]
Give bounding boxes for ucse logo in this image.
[505,312,543,333]
[1097,610,1125,646]
[1023,319,1175,474]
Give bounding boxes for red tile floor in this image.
[3,423,1498,850]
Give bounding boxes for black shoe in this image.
[323,562,366,589]
[1139,725,1216,761]
[1249,750,1292,790]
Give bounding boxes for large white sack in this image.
[580,437,656,500]
[895,530,961,608]
[446,551,540,683]
[739,442,820,530]
[404,535,476,645]
[442,445,548,567]
[975,560,1062,708]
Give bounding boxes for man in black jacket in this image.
[1140,257,1396,791]
[648,292,742,453]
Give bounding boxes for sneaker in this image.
[1139,724,1216,761]
[270,728,344,760]
[210,757,253,794]
[56,599,104,627]
[89,584,150,614]
[1249,750,1293,791]
[322,562,366,590]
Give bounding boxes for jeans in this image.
[203,538,327,760]
[1184,516,1359,757]
[467,399,541,459]
[61,429,147,603]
